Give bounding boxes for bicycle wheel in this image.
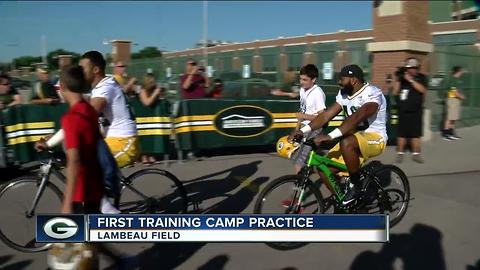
[254,175,324,250]
[362,165,410,227]
[119,168,188,214]
[0,176,63,253]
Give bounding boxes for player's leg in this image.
[338,134,362,205]
[104,137,140,168]
[340,132,385,205]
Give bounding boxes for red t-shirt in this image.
[62,101,104,204]
[180,73,206,99]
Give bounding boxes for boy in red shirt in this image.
[37,66,129,268]
[37,65,104,213]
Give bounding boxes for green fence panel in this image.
[1,100,172,164]
[2,104,67,164]
[174,99,299,151]
[174,96,398,151]
[130,98,172,155]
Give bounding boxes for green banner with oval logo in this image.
[214,105,274,138]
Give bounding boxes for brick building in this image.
[160,1,479,93]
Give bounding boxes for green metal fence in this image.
[429,44,480,130]
[104,39,480,131]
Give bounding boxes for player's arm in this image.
[62,148,79,214]
[90,97,107,114]
[308,103,342,131]
[294,121,302,132]
[338,102,378,136]
[291,103,341,140]
[297,109,325,122]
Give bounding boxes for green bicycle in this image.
[254,138,410,250]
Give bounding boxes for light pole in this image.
[6,43,19,71]
[41,35,47,65]
[202,1,208,68]
[102,38,111,61]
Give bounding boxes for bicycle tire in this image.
[254,174,324,250]
[0,176,63,253]
[364,164,410,227]
[119,168,189,214]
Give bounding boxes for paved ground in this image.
[0,125,479,270]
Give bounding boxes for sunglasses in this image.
[0,83,10,86]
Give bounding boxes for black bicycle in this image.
[0,151,188,253]
[254,138,411,250]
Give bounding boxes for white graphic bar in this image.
[273,118,298,123]
[89,229,387,242]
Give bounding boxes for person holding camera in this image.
[180,59,206,99]
[392,58,428,163]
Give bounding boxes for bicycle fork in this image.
[26,161,53,218]
[288,167,312,214]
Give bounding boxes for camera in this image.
[394,66,407,79]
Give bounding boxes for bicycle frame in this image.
[305,150,348,201]
[27,159,56,218]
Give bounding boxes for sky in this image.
[0,1,372,62]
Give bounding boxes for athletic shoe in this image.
[412,154,425,164]
[101,197,121,214]
[449,134,461,140]
[395,153,404,163]
[341,185,360,206]
[442,135,454,141]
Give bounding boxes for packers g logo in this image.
[43,218,79,240]
[277,141,284,150]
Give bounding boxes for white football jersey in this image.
[299,85,326,126]
[335,83,388,142]
[91,77,137,137]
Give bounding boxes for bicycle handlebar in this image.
[37,149,64,164]
[292,137,315,147]
[292,136,339,150]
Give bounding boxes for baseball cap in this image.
[405,58,419,68]
[339,64,364,80]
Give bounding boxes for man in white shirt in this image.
[291,64,387,206]
[80,51,139,168]
[291,64,326,173]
